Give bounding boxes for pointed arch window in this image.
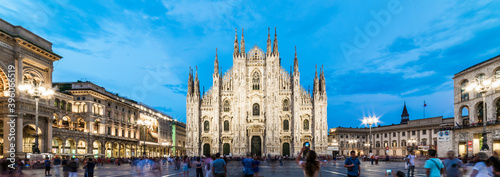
[303,119,309,130]
[283,120,289,131]
[224,120,229,132]
[223,100,230,112]
[253,103,260,116]
[204,121,210,132]
[252,72,260,90]
[461,80,469,101]
[283,99,290,111]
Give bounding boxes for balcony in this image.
[455,120,500,129]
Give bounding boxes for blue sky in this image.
[2,0,500,128]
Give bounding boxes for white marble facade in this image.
[186,28,328,157]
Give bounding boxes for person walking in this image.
[407,151,416,177]
[204,155,214,177]
[296,146,321,177]
[424,149,444,177]
[442,150,466,177]
[44,157,52,176]
[54,156,62,177]
[375,155,379,165]
[253,157,260,177]
[62,156,70,177]
[212,153,227,177]
[344,151,361,177]
[183,156,191,177]
[470,152,493,177]
[371,155,374,165]
[193,157,204,177]
[85,158,95,177]
[242,155,255,177]
[491,150,500,177]
[67,158,78,177]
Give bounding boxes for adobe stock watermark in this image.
[340,0,404,62]
[6,65,17,169]
[130,63,170,101]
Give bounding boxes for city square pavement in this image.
[0,159,473,177]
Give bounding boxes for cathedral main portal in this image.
[251,136,262,156]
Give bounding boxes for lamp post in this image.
[137,120,151,156]
[362,116,379,154]
[19,82,54,154]
[466,76,500,151]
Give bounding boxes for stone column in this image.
[16,57,23,85]
[16,114,23,155]
[47,117,53,153]
[88,137,93,154]
[3,116,10,156]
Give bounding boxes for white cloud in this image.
[160,0,262,30]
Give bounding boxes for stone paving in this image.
[0,159,474,177]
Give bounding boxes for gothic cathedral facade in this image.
[186,28,328,157]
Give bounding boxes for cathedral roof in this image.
[247,44,264,60]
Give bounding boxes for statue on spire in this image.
[294,46,299,73]
[267,27,272,54]
[214,48,219,74]
[241,28,245,56]
[234,28,239,56]
[273,27,278,54]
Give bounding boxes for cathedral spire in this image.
[294,46,299,73]
[214,48,219,74]
[267,27,272,54]
[194,66,200,96]
[234,28,239,56]
[401,101,410,124]
[320,65,326,92]
[241,28,245,56]
[188,67,193,96]
[314,65,319,94]
[273,27,279,55]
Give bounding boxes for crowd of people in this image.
[402,149,500,177]
[0,149,499,177]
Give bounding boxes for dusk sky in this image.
[2,0,500,128]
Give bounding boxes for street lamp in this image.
[18,82,54,154]
[466,76,500,151]
[137,119,151,156]
[362,116,379,154]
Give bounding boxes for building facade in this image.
[186,28,328,157]
[452,54,500,157]
[0,18,184,158]
[328,104,454,157]
[0,18,62,157]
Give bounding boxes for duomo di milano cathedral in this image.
[186,28,328,157]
